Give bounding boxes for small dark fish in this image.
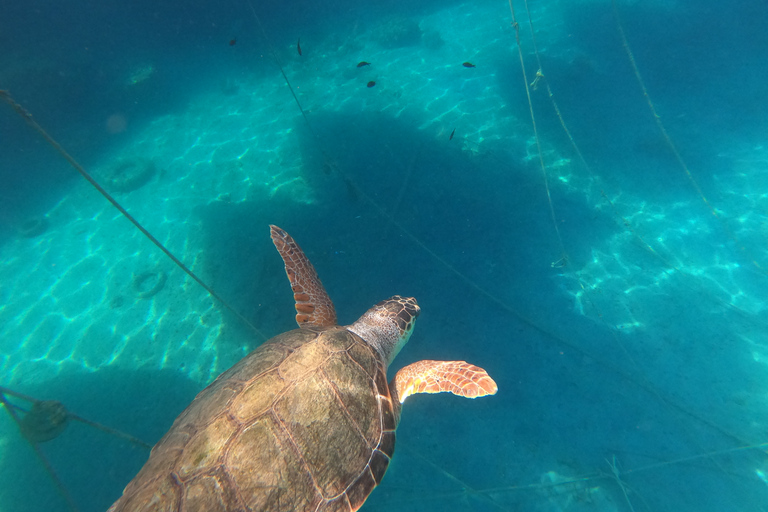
[463,62,476,68]
[357,61,370,67]
[297,38,302,56]
[367,81,376,88]
[449,128,456,140]
[229,38,237,46]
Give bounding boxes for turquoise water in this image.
[1,0,767,510]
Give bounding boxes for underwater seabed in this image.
[2,0,768,511]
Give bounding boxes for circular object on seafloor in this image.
[133,270,167,299]
[16,216,48,238]
[104,158,156,192]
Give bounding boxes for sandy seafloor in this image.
[1,0,768,511]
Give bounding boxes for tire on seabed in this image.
[133,270,167,299]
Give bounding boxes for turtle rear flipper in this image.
[270,225,337,328]
[391,360,498,404]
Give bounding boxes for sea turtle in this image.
[108,225,497,512]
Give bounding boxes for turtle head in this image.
[348,296,420,366]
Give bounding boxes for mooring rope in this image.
[610,0,765,274]
[0,390,80,512]
[0,385,151,449]
[504,2,766,505]
[0,90,267,341]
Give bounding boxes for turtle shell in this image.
[108,326,397,512]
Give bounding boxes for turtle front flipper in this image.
[391,360,498,404]
[270,225,338,328]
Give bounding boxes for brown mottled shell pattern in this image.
[108,327,396,512]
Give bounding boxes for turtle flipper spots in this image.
[270,225,337,328]
[392,360,498,403]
